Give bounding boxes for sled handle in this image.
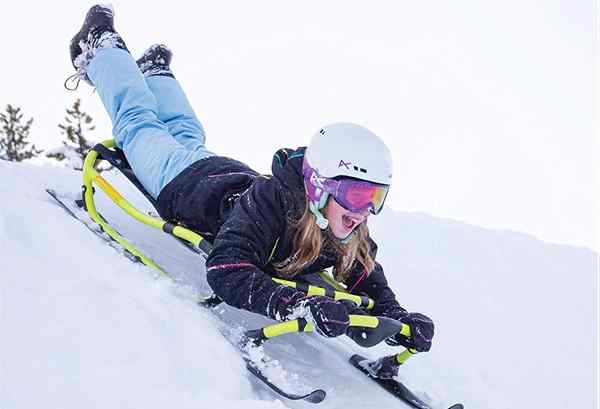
[272,278,375,310]
[395,348,418,365]
[200,279,375,311]
[244,315,411,345]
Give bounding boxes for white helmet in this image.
[303,123,393,230]
[304,122,393,185]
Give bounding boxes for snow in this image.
[1,159,597,409]
[44,145,84,170]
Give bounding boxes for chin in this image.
[331,231,347,240]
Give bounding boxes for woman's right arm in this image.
[205,176,301,319]
[206,176,353,337]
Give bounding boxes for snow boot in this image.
[137,44,175,79]
[69,4,129,86]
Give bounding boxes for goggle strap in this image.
[317,191,329,209]
[309,201,329,230]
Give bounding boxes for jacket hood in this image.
[271,147,307,217]
[271,147,306,191]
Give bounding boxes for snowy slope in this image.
[1,160,597,409]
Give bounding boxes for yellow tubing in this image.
[272,277,375,310]
[84,140,206,248]
[85,142,376,311]
[395,348,417,364]
[260,315,409,339]
[82,141,412,350]
[82,142,170,278]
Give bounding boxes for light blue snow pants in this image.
[87,48,215,199]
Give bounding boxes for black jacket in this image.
[156,147,404,320]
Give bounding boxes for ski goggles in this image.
[321,177,390,215]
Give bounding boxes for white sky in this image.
[1,1,596,249]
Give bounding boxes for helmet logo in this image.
[338,160,367,174]
[338,160,351,170]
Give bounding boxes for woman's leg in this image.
[87,48,206,198]
[147,76,213,156]
[137,45,214,157]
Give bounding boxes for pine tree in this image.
[0,104,41,162]
[47,99,108,171]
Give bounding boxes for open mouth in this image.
[342,215,360,230]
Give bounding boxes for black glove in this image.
[385,312,434,352]
[270,287,350,337]
[288,295,350,337]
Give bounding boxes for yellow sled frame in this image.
[81,139,415,363]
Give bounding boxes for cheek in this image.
[324,199,349,236]
[324,198,345,221]
[329,213,344,231]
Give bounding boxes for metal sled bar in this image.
[81,140,409,346]
[248,315,412,346]
[84,140,213,255]
[86,140,377,311]
[272,277,375,310]
[80,147,170,277]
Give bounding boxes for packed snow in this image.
[1,159,597,409]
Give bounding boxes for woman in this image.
[69,5,434,367]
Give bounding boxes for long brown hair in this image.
[273,199,375,282]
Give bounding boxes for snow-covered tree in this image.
[47,99,109,171]
[0,104,41,162]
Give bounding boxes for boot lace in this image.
[64,28,124,90]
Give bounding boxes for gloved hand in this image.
[287,295,350,337]
[385,312,434,352]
